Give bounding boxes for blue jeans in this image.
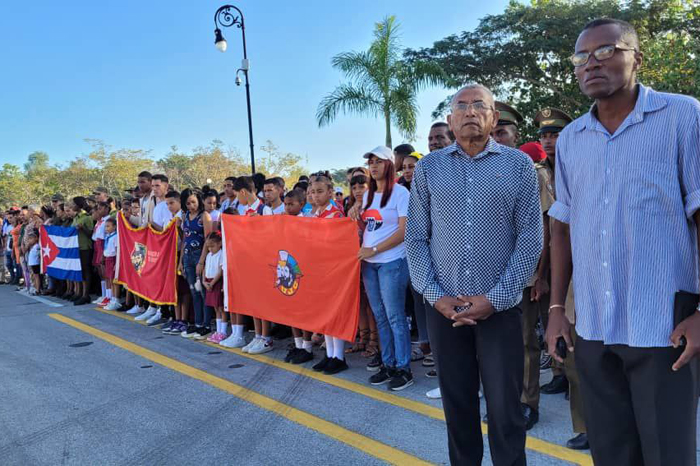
[183,248,205,326]
[4,251,16,284]
[362,258,411,371]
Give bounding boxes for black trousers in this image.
[426,302,526,466]
[576,336,699,466]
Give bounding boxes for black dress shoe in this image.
[566,433,589,450]
[541,375,569,395]
[313,356,331,372]
[521,403,539,430]
[74,296,91,306]
[291,349,314,364]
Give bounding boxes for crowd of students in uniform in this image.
[0,124,459,394]
[0,115,585,449]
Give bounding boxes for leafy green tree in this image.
[24,151,60,203]
[258,141,307,188]
[329,168,350,188]
[316,15,449,147]
[405,0,700,141]
[0,164,29,207]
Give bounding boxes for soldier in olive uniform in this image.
[491,102,523,148]
[532,108,589,450]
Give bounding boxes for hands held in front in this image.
[671,312,700,371]
[545,308,573,364]
[434,295,495,327]
[357,247,376,261]
[530,278,549,302]
[347,205,362,221]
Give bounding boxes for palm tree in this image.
[316,16,448,148]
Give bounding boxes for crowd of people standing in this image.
[2,18,700,466]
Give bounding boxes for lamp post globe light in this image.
[214,4,256,175]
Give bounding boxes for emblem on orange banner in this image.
[274,250,303,296]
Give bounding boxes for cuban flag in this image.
[40,225,83,281]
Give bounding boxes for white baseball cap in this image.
[334,187,343,194]
[363,146,394,162]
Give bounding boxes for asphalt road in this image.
[0,285,653,466]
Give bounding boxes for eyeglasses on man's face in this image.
[451,101,493,113]
[570,44,637,67]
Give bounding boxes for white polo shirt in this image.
[152,200,173,228]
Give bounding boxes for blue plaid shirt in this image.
[406,139,543,311]
[549,85,700,347]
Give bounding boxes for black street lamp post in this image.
[214,5,256,175]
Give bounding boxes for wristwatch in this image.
[372,246,378,254]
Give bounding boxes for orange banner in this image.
[115,212,179,305]
[222,214,361,341]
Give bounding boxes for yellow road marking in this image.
[50,313,431,466]
[90,306,593,465]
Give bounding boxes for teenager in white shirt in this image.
[136,174,171,324]
[263,178,286,215]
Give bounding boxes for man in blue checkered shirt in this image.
[406,84,543,466]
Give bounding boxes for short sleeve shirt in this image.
[270,203,286,215]
[361,184,410,264]
[28,244,40,266]
[103,232,118,257]
[205,250,223,279]
[152,200,173,229]
[314,204,343,219]
[243,199,272,216]
[92,215,110,241]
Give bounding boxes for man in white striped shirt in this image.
[546,18,700,466]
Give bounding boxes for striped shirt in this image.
[406,140,543,311]
[548,84,700,347]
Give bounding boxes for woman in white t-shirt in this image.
[349,146,412,391]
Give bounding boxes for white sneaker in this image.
[248,338,273,355]
[126,305,144,315]
[242,337,260,353]
[104,299,121,311]
[135,307,157,321]
[146,311,162,325]
[220,335,247,348]
[426,387,442,399]
[181,326,198,338]
[92,296,105,304]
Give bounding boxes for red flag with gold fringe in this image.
[115,212,178,305]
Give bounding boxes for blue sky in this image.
[0,0,510,172]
